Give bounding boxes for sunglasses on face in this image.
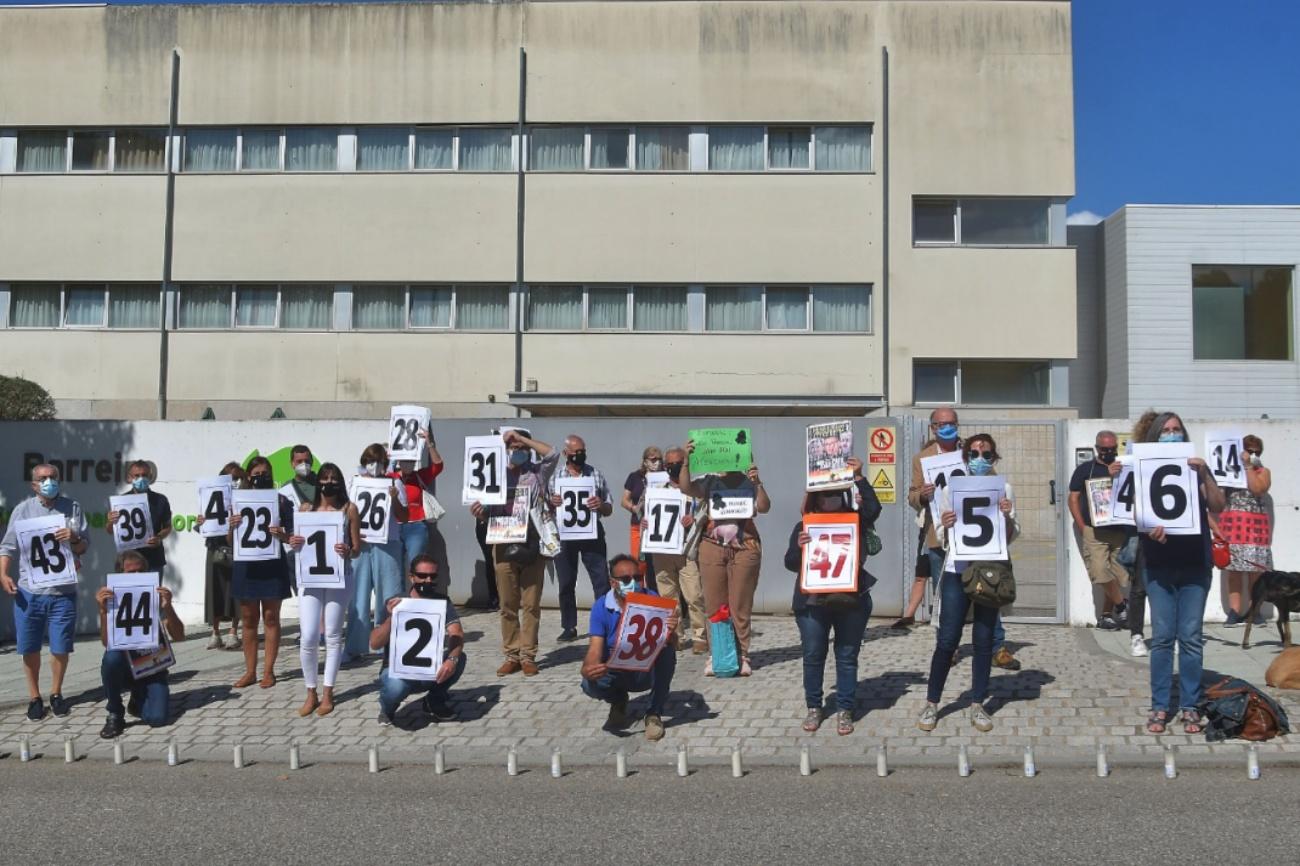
[1246,450,1262,457]
[1096,448,1118,455]
[968,450,993,460]
[411,571,437,580]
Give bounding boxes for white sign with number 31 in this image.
[462,436,507,506]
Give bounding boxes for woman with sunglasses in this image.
[225,456,295,689]
[287,463,361,716]
[1220,434,1272,627]
[918,433,1017,734]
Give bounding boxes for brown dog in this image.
[1266,647,1300,690]
[1241,570,1300,650]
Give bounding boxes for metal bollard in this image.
[876,743,888,778]
[434,744,446,776]
[1096,743,1109,778]
[507,744,519,777]
[113,742,125,766]
[19,735,31,763]
[166,739,178,767]
[731,742,745,778]
[64,736,76,764]
[289,741,301,771]
[958,744,971,778]
[1023,745,1036,778]
[799,743,812,777]
[615,746,628,779]
[368,744,380,774]
[233,744,245,769]
[1247,744,1260,781]
[1163,745,1176,779]
[550,748,563,779]
[676,743,689,778]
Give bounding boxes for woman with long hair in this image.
[342,443,409,663]
[199,461,244,650]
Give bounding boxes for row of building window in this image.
[4,125,871,174]
[5,283,871,334]
[914,359,1053,406]
[913,198,1051,247]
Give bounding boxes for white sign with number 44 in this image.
[107,572,161,652]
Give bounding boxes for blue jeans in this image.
[928,547,1006,650]
[556,539,610,631]
[795,597,872,712]
[1145,565,1210,712]
[344,538,405,659]
[581,646,677,716]
[400,521,429,574]
[101,651,169,726]
[378,653,466,719]
[927,570,999,704]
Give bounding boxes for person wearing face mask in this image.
[580,554,679,741]
[200,461,244,650]
[784,458,880,736]
[388,426,445,574]
[104,460,173,576]
[371,555,466,727]
[1132,411,1225,735]
[645,447,708,652]
[469,428,559,677]
[622,446,664,579]
[226,456,295,689]
[0,463,90,722]
[288,445,318,505]
[287,462,361,717]
[547,434,615,642]
[1219,434,1273,627]
[342,443,410,664]
[677,439,771,677]
[1068,431,1131,630]
[917,433,1019,734]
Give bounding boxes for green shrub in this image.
[0,375,56,421]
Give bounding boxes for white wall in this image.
[1065,418,1297,625]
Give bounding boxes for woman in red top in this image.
[390,427,444,573]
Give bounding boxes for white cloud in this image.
[1066,210,1104,226]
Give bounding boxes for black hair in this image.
[311,462,350,507]
[409,554,438,574]
[608,553,640,575]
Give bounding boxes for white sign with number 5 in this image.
[921,451,968,529]
[352,477,393,544]
[641,488,687,555]
[1133,443,1201,536]
[949,475,1009,561]
[389,405,431,462]
[463,436,507,506]
[107,572,161,652]
[110,493,153,554]
[1204,429,1246,490]
[232,490,282,562]
[556,477,598,541]
[607,592,678,672]
[390,598,447,681]
[14,515,76,589]
[196,476,234,538]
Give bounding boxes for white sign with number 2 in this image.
[390,599,447,681]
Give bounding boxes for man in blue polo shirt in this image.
[580,554,678,741]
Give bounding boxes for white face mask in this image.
[294,462,311,477]
[364,462,381,477]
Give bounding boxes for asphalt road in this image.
[0,759,1294,863]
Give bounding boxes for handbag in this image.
[863,527,882,557]
[414,474,445,524]
[1211,537,1231,569]
[960,560,1016,608]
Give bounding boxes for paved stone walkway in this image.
[2,611,1296,769]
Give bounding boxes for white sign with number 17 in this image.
[641,488,687,555]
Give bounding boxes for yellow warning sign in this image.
[870,466,896,504]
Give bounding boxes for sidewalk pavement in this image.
[1,611,1296,769]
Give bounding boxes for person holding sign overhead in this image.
[918,433,1019,735]
[469,428,559,677]
[95,550,186,738]
[1132,411,1225,736]
[202,461,244,650]
[342,443,410,664]
[370,555,466,727]
[287,463,361,717]
[580,555,679,741]
[226,457,295,690]
[784,458,880,736]
[1219,434,1273,627]
[677,434,770,677]
[390,426,444,573]
[548,434,614,642]
[0,463,90,722]
[104,460,173,575]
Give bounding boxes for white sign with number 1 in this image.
[295,511,346,590]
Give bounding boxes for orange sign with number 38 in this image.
[800,513,860,594]
[607,592,679,673]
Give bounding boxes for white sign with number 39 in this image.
[390,599,447,681]
[607,592,678,672]
[949,475,1009,561]
[1205,429,1246,490]
[107,572,161,652]
[110,494,153,554]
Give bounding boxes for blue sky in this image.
[4,0,1295,220]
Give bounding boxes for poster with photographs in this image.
[1085,477,1116,526]
[806,421,854,492]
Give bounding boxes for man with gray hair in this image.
[1068,430,1130,630]
[548,434,614,642]
[0,463,90,722]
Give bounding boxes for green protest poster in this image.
[688,428,753,476]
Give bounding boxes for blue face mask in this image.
[968,456,993,476]
[1157,432,1185,443]
[509,450,530,468]
[131,477,150,493]
[936,424,959,442]
[38,478,60,499]
[614,577,639,598]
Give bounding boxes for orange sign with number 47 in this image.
[607,592,679,672]
[800,513,860,594]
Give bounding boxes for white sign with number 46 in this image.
[1133,443,1201,536]
[390,599,447,682]
[107,572,161,652]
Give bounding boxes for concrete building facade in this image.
[0,0,1076,421]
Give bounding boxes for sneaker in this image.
[644,713,665,742]
[992,648,1021,671]
[1223,611,1244,628]
[421,696,456,723]
[917,702,938,732]
[970,703,994,732]
[1130,634,1148,657]
[99,714,125,739]
[496,660,522,677]
[224,634,242,650]
[1096,613,1120,631]
[1114,602,1129,628]
[802,708,824,732]
[521,660,540,677]
[889,616,915,630]
[49,693,70,717]
[26,697,45,723]
[126,697,142,719]
[206,633,224,649]
[1252,613,1268,626]
[606,698,630,729]
[557,628,578,642]
[704,658,715,677]
[376,710,393,727]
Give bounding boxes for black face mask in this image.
[319,482,342,498]
[664,463,683,477]
[1097,451,1117,465]
[412,581,441,599]
[250,474,274,489]
[568,450,587,467]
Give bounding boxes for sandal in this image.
[1181,709,1204,735]
[233,671,257,689]
[1146,709,1169,734]
[836,710,854,736]
[802,708,824,732]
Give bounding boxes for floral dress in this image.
[1224,487,1272,572]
